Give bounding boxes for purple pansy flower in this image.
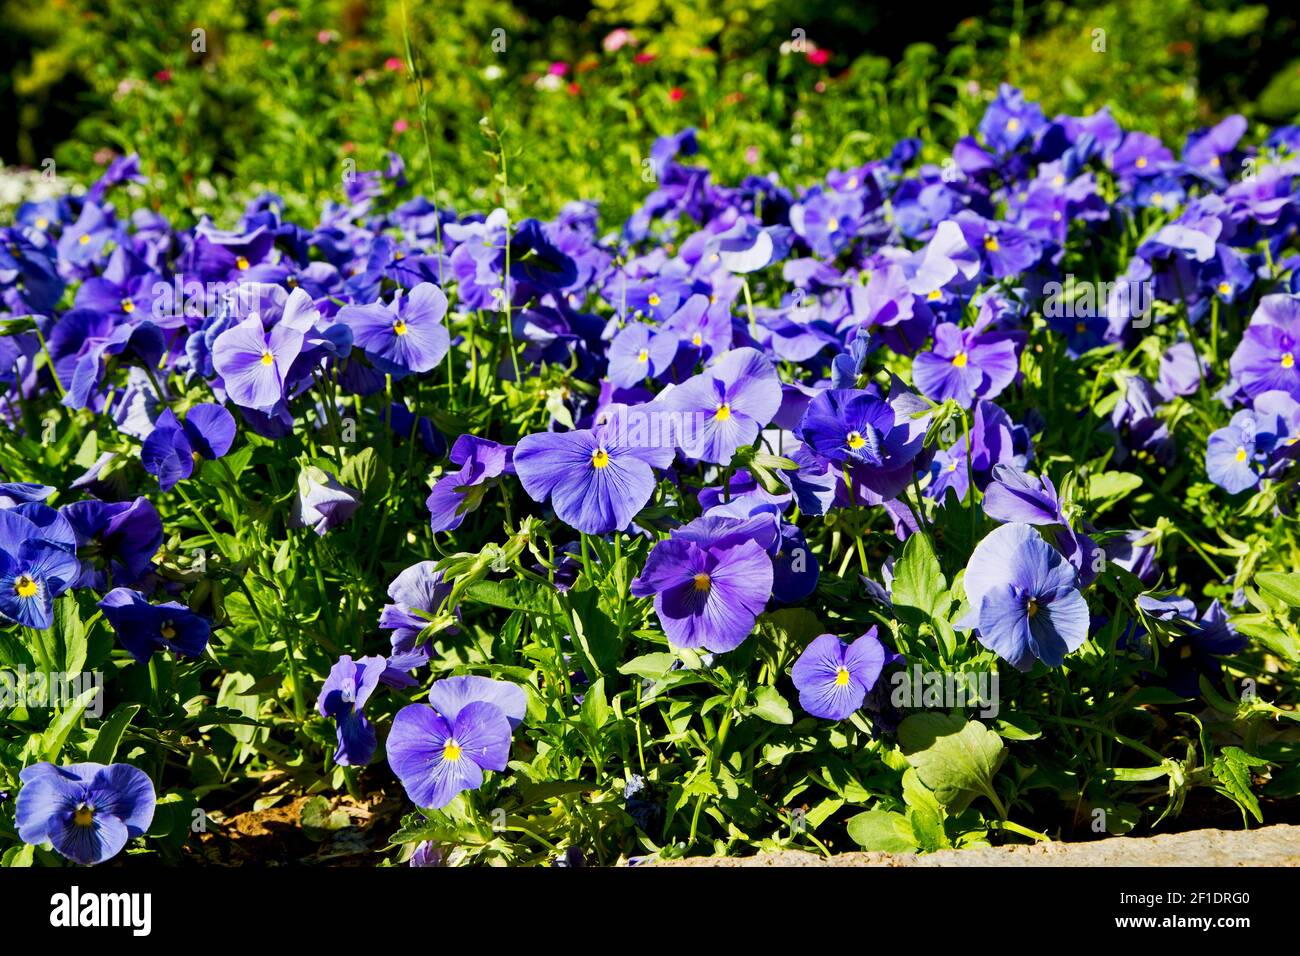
[514,403,675,534]
[97,587,211,663]
[211,312,305,412]
[337,282,451,376]
[630,529,773,653]
[960,523,1090,671]
[387,676,525,809]
[657,347,783,464]
[140,403,237,491]
[791,628,888,720]
[607,322,677,388]
[1228,294,1300,400]
[912,323,1019,406]
[427,436,514,533]
[16,762,156,865]
[317,654,386,766]
[292,467,361,535]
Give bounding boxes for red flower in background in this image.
[668,86,685,102]
[807,48,830,66]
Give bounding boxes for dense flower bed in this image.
[2,84,1299,866]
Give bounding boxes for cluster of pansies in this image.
[3,83,1298,865]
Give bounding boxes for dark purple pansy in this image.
[140,403,236,491]
[97,587,211,663]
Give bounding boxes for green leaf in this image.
[1255,572,1300,608]
[901,768,950,851]
[746,685,793,725]
[846,809,919,853]
[1211,746,1266,824]
[89,703,142,764]
[891,533,949,628]
[41,684,102,761]
[466,580,558,615]
[898,712,1006,813]
[1088,471,1143,511]
[579,676,610,733]
[618,653,678,679]
[340,446,387,498]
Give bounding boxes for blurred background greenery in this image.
[2,0,1297,227]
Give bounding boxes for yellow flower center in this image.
[834,667,851,687]
[1026,597,1040,618]
[35,217,48,230]
[1152,192,1164,205]
[1235,446,1248,463]
[692,333,703,346]
[1006,118,1020,132]
[1211,157,1220,168]
[121,298,135,313]
[846,431,866,450]
[393,319,408,336]
[161,622,176,640]
[1282,352,1294,369]
[78,233,91,245]
[947,460,958,472]
[846,176,858,190]
[1135,156,1148,169]
[637,348,649,363]
[1052,174,1065,187]
[74,805,95,827]
[591,448,610,469]
[714,403,732,421]
[647,293,661,307]
[14,574,38,598]
[260,350,275,366]
[827,217,840,233]
[927,289,942,301]
[1218,282,1232,296]
[443,740,462,762]
[983,235,999,252]
[235,255,250,270]
[692,572,711,592]
[951,351,969,368]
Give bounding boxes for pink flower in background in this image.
[154,69,172,83]
[393,118,409,134]
[668,86,685,102]
[807,48,830,66]
[603,28,636,53]
[384,57,404,72]
[745,146,760,165]
[634,52,656,65]
[549,62,569,77]
[317,30,334,44]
